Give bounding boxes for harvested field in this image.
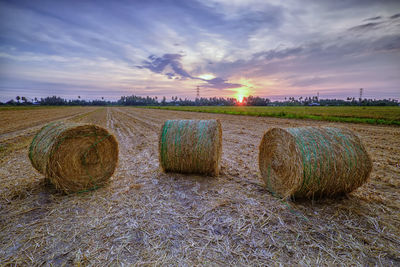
[145,106,400,125]
[1,107,399,265]
[0,106,99,136]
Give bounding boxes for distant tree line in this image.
[1,95,399,106]
[270,96,399,106]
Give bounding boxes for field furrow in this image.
[0,107,399,266]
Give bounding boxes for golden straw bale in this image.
[259,127,372,199]
[29,121,118,193]
[159,119,222,176]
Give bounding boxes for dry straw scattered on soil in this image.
[1,108,399,266]
[29,121,118,193]
[159,119,222,176]
[259,126,372,199]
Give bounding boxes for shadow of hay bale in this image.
[155,172,218,190]
[3,178,56,202]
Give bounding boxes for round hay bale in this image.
[29,121,118,193]
[159,119,222,176]
[259,126,372,199]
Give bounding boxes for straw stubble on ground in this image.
[0,107,399,265]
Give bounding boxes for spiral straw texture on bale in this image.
[29,121,118,193]
[259,127,372,199]
[159,119,222,176]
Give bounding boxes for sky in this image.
[0,0,399,102]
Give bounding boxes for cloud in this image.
[364,16,382,21]
[201,14,400,96]
[202,77,242,89]
[138,54,193,79]
[138,53,243,89]
[252,47,303,61]
[369,35,400,52]
[303,0,400,9]
[390,13,400,19]
[0,0,399,101]
[348,22,383,31]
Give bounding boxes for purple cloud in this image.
[138,54,193,79]
[138,53,243,89]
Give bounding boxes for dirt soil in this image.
[0,107,399,266]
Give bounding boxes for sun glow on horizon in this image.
[236,91,246,103]
[233,78,254,103]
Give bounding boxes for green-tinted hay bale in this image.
[29,121,118,193]
[259,126,372,199]
[159,119,222,176]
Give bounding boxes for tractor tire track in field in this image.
[107,108,159,179]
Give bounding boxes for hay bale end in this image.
[29,121,118,193]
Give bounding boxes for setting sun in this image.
[235,89,248,103]
[236,92,246,103]
[233,78,254,103]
